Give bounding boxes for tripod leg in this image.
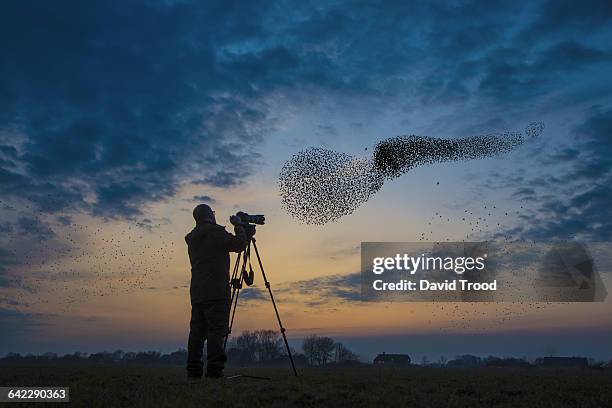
[229,251,243,306]
[225,248,248,349]
[251,239,298,376]
[225,283,241,350]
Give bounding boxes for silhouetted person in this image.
[185,204,247,379]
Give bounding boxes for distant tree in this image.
[334,342,358,363]
[302,335,335,366]
[317,337,335,365]
[255,330,282,362]
[588,358,605,368]
[133,351,161,364]
[160,349,187,365]
[59,352,84,362]
[421,356,429,366]
[485,357,531,368]
[302,335,318,365]
[446,355,483,368]
[236,331,258,363]
[111,350,124,362]
[89,351,114,363]
[2,352,22,362]
[122,352,137,362]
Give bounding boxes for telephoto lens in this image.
[236,211,265,225]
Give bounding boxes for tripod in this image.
[223,234,298,376]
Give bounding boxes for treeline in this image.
[0,331,360,367]
[2,349,610,369]
[0,350,187,365]
[225,331,359,366]
[418,354,612,369]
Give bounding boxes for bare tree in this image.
[302,335,318,365]
[236,331,258,363]
[316,337,335,365]
[302,335,336,365]
[255,330,282,362]
[334,342,358,362]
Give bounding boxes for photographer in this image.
[185,204,247,379]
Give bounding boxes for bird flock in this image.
[279,123,544,224]
[274,122,564,330]
[0,209,175,312]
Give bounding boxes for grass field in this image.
[1,365,611,407]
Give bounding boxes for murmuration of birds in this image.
[279,122,544,225]
[0,214,175,311]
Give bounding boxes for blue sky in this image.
[1,0,612,358]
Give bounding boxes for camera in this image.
[236,211,265,225]
[233,211,265,238]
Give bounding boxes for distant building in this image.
[373,352,411,366]
[536,357,588,368]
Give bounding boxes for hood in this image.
[185,222,223,244]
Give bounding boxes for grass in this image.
[1,365,611,407]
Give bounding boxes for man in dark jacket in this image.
[185,204,247,379]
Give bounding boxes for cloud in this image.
[0,242,29,294]
[512,187,537,200]
[0,248,16,273]
[518,0,612,44]
[191,195,216,204]
[0,1,287,219]
[495,106,612,240]
[473,42,612,104]
[281,272,363,304]
[193,170,247,189]
[16,216,55,241]
[0,295,21,307]
[56,215,72,226]
[239,287,267,302]
[1,0,611,223]
[317,125,338,137]
[0,222,12,233]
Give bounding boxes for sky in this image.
[1,0,612,361]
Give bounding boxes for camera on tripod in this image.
[225,211,298,376]
[235,211,265,225]
[234,211,265,237]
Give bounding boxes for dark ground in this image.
[1,365,611,407]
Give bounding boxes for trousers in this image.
[186,299,230,377]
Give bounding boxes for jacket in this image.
[185,222,247,302]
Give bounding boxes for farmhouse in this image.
[373,352,411,366]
